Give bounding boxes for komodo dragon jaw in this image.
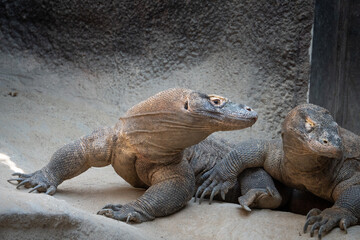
[282,104,343,159]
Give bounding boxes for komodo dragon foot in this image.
[238,187,280,211]
[97,203,154,223]
[238,168,282,211]
[304,207,358,239]
[7,171,57,195]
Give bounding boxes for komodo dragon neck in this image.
[121,111,213,162]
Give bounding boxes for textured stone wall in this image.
[0,0,314,141]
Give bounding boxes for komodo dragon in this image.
[196,104,360,239]
[8,88,278,223]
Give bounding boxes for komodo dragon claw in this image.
[16,179,31,189]
[7,172,32,185]
[7,178,24,184]
[8,171,57,195]
[304,207,357,239]
[28,184,43,193]
[195,174,235,204]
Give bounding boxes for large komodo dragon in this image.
[197,104,360,239]
[8,88,279,223]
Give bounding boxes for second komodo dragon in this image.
[8,88,280,223]
[197,104,360,239]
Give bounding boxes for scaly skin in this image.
[197,104,360,239]
[186,137,282,209]
[8,88,262,223]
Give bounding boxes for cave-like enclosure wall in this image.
[0,0,314,141]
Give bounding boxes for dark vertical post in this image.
[310,0,360,134]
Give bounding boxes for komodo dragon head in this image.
[281,104,343,159]
[121,88,257,161]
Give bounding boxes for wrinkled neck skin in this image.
[282,133,345,200]
[121,111,213,163]
[282,134,341,173]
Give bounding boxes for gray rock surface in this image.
[0,186,152,240]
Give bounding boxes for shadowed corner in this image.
[0,152,24,173]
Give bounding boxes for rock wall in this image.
[0,0,314,141]
[4,2,360,240]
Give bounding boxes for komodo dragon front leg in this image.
[8,127,116,195]
[196,140,270,205]
[98,158,195,222]
[304,185,360,237]
[188,138,282,209]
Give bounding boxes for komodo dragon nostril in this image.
[184,101,189,110]
[323,139,328,144]
[245,106,252,111]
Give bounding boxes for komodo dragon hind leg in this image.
[98,159,195,223]
[238,168,282,211]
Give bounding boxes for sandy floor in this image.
[0,65,359,240]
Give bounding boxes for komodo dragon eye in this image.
[209,95,227,107]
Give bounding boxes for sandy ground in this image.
[0,69,359,240]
